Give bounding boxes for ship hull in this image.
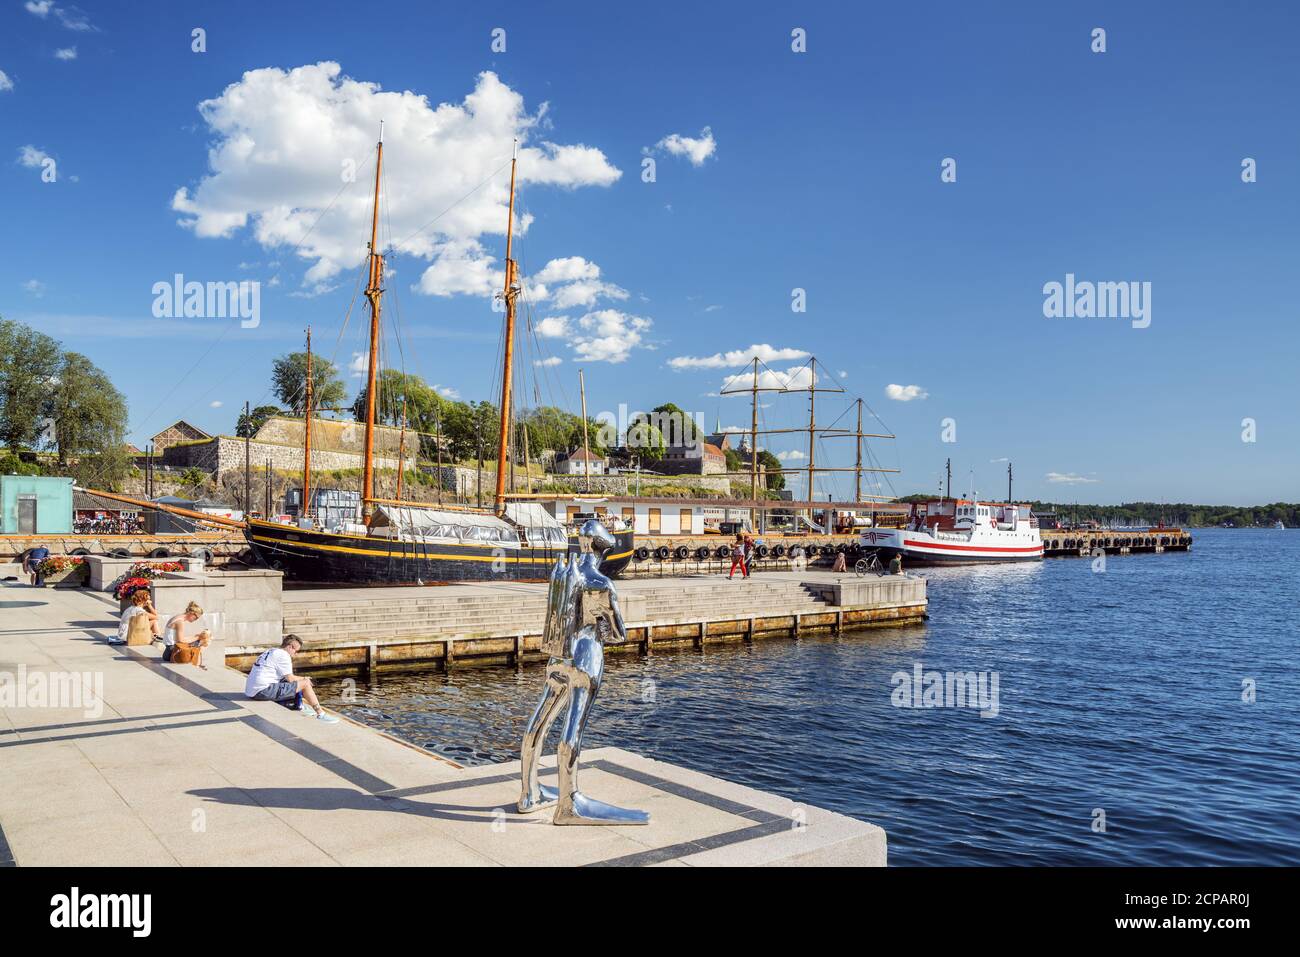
[860,528,1043,565]
[245,519,634,585]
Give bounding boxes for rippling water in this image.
[317,528,1300,865]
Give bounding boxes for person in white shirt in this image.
[243,634,336,723]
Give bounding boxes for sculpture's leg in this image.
[553,634,649,826]
[517,665,569,813]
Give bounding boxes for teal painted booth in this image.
[1,475,74,534]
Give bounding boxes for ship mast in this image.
[303,326,313,523]
[494,140,520,514]
[361,126,385,520]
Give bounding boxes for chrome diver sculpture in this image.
[518,519,650,825]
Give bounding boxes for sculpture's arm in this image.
[605,585,628,644]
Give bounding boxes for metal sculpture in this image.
[518,519,650,825]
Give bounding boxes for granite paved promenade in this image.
[0,580,886,867]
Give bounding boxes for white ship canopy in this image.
[373,505,520,545]
[504,502,570,547]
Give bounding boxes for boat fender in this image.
[634,546,651,561]
[673,545,690,561]
[654,545,671,561]
[755,544,769,559]
[772,544,786,558]
[694,545,711,560]
[717,545,731,559]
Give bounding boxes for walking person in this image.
[742,532,755,578]
[727,532,748,580]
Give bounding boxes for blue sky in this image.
[2,0,1296,505]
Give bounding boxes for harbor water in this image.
[318,528,1300,865]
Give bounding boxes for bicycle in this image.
[854,554,883,577]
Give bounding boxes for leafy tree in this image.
[351,369,445,434]
[0,318,62,452]
[271,352,345,415]
[757,449,785,491]
[724,448,743,473]
[624,417,664,462]
[648,402,700,447]
[49,351,129,481]
[236,404,282,438]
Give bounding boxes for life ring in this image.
[634,546,650,561]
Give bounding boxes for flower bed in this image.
[38,556,88,588]
[111,561,184,601]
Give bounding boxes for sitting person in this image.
[888,553,904,576]
[162,601,212,669]
[243,634,337,723]
[116,589,162,646]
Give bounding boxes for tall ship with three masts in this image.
[243,134,633,584]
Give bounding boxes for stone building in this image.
[150,420,211,452]
[159,415,410,475]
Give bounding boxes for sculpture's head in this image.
[577,518,615,556]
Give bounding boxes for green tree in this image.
[625,417,664,462]
[351,370,444,432]
[236,404,282,438]
[49,351,130,484]
[757,449,785,491]
[0,318,62,452]
[271,352,346,415]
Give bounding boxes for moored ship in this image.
[859,498,1044,564]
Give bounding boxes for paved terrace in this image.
[0,581,886,867]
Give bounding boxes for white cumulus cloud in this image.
[171,65,621,294]
[570,309,652,364]
[54,47,76,61]
[651,126,717,167]
[1046,472,1100,485]
[669,343,809,370]
[0,70,13,93]
[777,450,807,461]
[884,383,928,402]
[22,279,46,297]
[18,144,51,168]
[719,363,817,394]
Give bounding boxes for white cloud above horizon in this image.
[669,344,809,371]
[885,383,928,402]
[172,65,622,296]
[22,279,46,297]
[25,2,95,31]
[649,127,717,167]
[0,69,13,93]
[1046,472,1100,485]
[54,47,77,61]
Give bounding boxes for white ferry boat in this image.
[859,499,1044,564]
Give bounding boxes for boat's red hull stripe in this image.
[902,539,1043,554]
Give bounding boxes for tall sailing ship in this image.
[244,134,633,584]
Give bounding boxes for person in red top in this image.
[727,532,748,580]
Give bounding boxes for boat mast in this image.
[493,140,520,514]
[395,394,407,502]
[579,368,591,494]
[303,326,313,522]
[750,356,759,529]
[854,398,862,505]
[361,125,385,520]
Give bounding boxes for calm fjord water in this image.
[320,528,1300,865]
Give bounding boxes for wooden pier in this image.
[1040,528,1192,557]
[226,571,928,677]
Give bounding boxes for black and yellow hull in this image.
[244,518,634,585]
